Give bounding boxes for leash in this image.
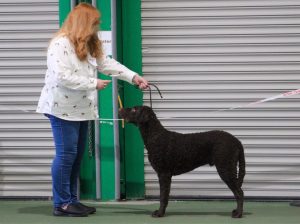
[148,83,163,108]
[100,83,163,126]
[118,95,125,128]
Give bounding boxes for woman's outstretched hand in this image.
[133,74,149,90]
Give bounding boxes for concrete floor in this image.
[0,200,299,224]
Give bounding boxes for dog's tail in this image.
[237,145,246,188]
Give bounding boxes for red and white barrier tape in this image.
[216,88,300,112]
[1,89,300,124]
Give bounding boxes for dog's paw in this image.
[231,209,243,218]
[151,210,165,218]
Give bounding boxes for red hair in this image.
[55,3,103,61]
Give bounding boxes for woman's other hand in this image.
[96,79,111,90]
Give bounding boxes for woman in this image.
[36,3,148,217]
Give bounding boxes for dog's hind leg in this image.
[152,173,172,218]
[228,182,244,218]
[216,165,244,218]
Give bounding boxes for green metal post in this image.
[121,0,145,199]
[97,0,116,201]
[79,0,116,200]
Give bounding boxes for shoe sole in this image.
[53,210,89,217]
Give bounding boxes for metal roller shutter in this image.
[142,0,300,198]
[0,0,58,197]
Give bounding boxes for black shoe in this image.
[74,202,96,214]
[53,204,89,217]
[290,201,300,207]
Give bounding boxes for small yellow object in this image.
[118,95,125,128]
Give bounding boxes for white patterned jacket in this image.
[36,36,136,121]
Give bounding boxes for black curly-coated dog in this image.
[119,106,246,218]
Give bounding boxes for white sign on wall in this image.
[98,31,112,56]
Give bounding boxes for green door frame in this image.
[58,0,145,200]
[118,0,145,199]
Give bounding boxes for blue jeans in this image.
[45,114,88,208]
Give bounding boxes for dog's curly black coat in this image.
[119,106,246,218]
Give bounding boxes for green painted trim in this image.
[97,0,115,201]
[116,0,126,198]
[59,0,71,26]
[76,0,97,200]
[121,0,145,199]
[98,0,111,31]
[80,135,96,199]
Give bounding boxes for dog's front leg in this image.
[152,173,172,218]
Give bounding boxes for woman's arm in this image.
[96,55,148,89]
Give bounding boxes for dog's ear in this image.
[137,106,154,124]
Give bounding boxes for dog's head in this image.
[118,106,156,125]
